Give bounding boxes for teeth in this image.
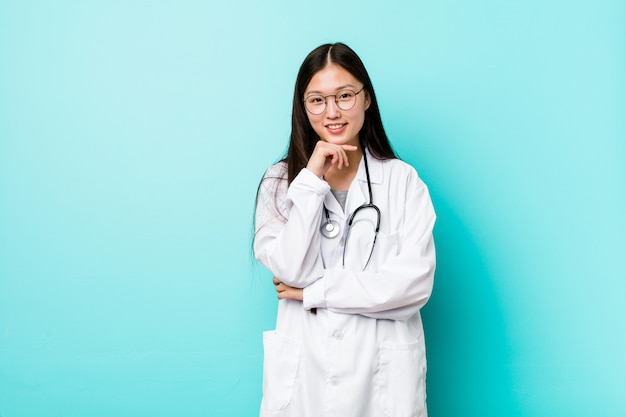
[328,124,344,129]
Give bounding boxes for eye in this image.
[306,95,324,105]
[337,91,355,101]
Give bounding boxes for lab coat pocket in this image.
[261,330,302,412]
[377,341,427,417]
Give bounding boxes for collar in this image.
[324,148,384,216]
[355,147,383,186]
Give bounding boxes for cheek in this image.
[351,111,366,131]
[307,114,324,133]
[307,111,322,123]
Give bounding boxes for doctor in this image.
[254,43,436,417]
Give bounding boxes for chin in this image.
[323,136,359,146]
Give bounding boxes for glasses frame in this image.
[303,87,365,115]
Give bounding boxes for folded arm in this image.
[254,166,328,288]
[302,168,436,321]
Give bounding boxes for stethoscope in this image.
[320,150,381,269]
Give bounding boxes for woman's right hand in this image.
[306,141,358,178]
[273,277,303,301]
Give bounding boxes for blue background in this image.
[1,0,625,416]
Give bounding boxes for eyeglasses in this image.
[303,87,365,115]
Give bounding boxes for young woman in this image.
[254,43,436,417]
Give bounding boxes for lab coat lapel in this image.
[345,158,367,217]
[324,190,344,216]
[345,149,383,217]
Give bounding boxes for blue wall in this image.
[1,1,624,416]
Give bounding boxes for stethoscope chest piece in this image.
[320,219,340,239]
[320,149,381,270]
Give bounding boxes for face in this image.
[304,63,370,147]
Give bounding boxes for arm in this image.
[254,142,358,288]
[302,168,436,321]
[254,165,327,288]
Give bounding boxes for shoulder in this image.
[263,161,288,180]
[258,161,288,199]
[379,157,424,184]
[379,158,435,218]
[381,157,415,171]
[376,158,433,207]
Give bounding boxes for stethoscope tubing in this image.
[321,149,381,269]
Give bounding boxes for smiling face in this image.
[303,63,371,147]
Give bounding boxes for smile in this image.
[326,123,346,132]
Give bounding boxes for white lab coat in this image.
[254,150,436,417]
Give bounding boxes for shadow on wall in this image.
[421,192,521,416]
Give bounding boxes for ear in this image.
[364,90,371,111]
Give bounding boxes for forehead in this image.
[305,64,360,94]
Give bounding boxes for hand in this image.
[306,141,358,178]
[273,277,303,301]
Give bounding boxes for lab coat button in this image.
[331,330,343,340]
[329,376,339,386]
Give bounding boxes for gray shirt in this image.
[330,189,348,212]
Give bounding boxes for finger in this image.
[307,141,356,177]
[277,289,293,300]
[340,145,358,168]
[274,279,290,294]
[272,277,281,286]
[338,149,348,169]
[330,152,341,169]
[327,147,345,170]
[278,288,303,301]
[333,148,343,169]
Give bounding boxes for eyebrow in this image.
[305,84,358,95]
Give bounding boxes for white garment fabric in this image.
[254,151,436,417]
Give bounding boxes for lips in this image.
[326,123,347,133]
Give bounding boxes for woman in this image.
[254,43,436,417]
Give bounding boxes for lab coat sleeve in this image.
[303,168,436,321]
[254,165,329,288]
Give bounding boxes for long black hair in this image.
[285,42,396,184]
[254,43,396,230]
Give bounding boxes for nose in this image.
[325,97,341,118]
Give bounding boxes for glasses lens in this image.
[336,90,357,110]
[305,95,326,114]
